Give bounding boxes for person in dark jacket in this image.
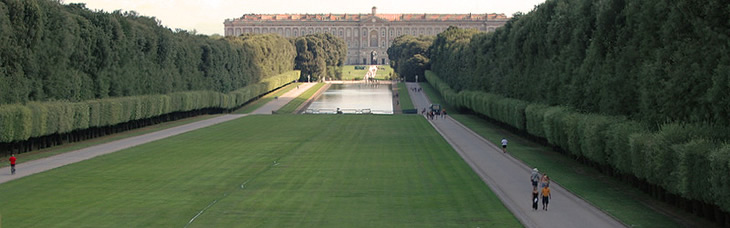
[532,187,539,210]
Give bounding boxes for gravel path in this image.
[405,82,626,228]
[1,83,316,184]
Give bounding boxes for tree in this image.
[387,35,433,81]
[293,33,347,81]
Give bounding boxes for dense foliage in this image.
[0,0,295,105]
[427,71,730,220]
[0,71,300,143]
[428,27,481,90]
[386,35,434,82]
[428,0,730,127]
[0,0,302,149]
[292,33,347,82]
[419,0,730,221]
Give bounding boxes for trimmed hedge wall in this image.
[426,71,730,216]
[0,70,299,143]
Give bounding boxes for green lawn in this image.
[341,65,394,80]
[419,82,711,228]
[0,115,520,227]
[277,83,325,114]
[397,83,415,111]
[234,83,301,114]
[373,65,394,79]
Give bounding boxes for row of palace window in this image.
[346,57,388,65]
[227,26,488,38]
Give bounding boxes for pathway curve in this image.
[1,83,316,184]
[405,82,625,228]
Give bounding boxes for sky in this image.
[67,0,547,35]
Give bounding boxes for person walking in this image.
[542,185,552,210]
[532,187,539,211]
[541,173,551,188]
[501,138,508,153]
[9,154,17,175]
[530,168,540,189]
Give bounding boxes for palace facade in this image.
[224,7,509,65]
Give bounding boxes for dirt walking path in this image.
[1,83,316,184]
[405,82,626,228]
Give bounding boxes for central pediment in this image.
[362,15,389,24]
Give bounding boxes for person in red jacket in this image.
[9,154,16,175]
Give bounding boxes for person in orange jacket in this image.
[541,186,552,210]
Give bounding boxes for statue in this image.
[370,50,378,65]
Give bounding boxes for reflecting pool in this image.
[306,83,393,114]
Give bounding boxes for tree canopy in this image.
[292,33,347,81]
[0,0,295,105]
[420,0,730,221]
[386,35,434,82]
[427,0,730,128]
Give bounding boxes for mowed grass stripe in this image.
[0,115,520,227]
[397,82,415,111]
[195,115,517,227]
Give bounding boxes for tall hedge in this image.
[0,105,31,142]
[542,106,572,148]
[710,145,730,212]
[628,133,655,181]
[426,71,730,215]
[425,71,459,107]
[524,104,550,138]
[0,70,299,143]
[579,114,620,165]
[673,139,718,203]
[25,102,48,138]
[605,120,647,174]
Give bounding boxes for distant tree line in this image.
[292,33,347,82]
[0,0,295,105]
[386,35,434,82]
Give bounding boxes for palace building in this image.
[224,7,509,65]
